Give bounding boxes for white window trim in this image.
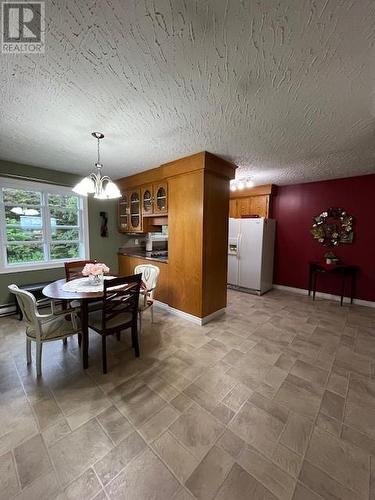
[0,177,90,274]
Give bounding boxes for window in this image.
[0,178,89,272]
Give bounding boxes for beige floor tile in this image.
[96,406,133,445]
[32,398,63,431]
[94,431,146,485]
[182,382,233,424]
[115,384,166,426]
[152,430,198,482]
[0,450,20,499]
[229,401,285,449]
[185,445,233,500]
[320,389,345,421]
[305,427,369,497]
[215,463,278,500]
[221,349,245,366]
[355,331,375,358]
[292,481,323,500]
[144,375,180,402]
[272,444,302,478]
[226,352,273,390]
[42,419,71,447]
[105,448,180,500]
[3,290,375,500]
[216,429,245,459]
[64,468,101,500]
[316,412,341,436]
[49,419,113,487]
[342,424,375,457]
[238,444,296,500]
[14,434,51,488]
[13,470,60,500]
[327,371,348,397]
[299,459,364,500]
[347,373,375,409]
[139,405,179,442]
[371,456,375,500]
[280,412,313,455]
[169,403,224,460]
[222,383,252,412]
[345,401,375,439]
[249,392,289,423]
[274,374,323,419]
[91,490,107,500]
[290,360,328,387]
[194,366,237,400]
[334,346,371,376]
[50,376,110,417]
[275,353,297,372]
[170,393,194,412]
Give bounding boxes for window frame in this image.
[0,177,90,273]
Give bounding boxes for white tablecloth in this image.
[62,276,116,293]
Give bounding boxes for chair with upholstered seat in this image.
[134,264,160,333]
[8,284,81,377]
[87,274,142,374]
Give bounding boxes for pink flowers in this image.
[82,262,110,276]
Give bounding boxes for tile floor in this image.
[1,289,375,499]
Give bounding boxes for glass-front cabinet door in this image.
[141,185,153,215]
[129,189,142,231]
[118,192,129,232]
[154,182,168,214]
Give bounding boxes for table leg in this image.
[81,299,89,369]
[341,274,346,307]
[312,271,318,301]
[350,270,356,304]
[308,265,313,296]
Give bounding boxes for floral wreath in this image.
[310,208,354,247]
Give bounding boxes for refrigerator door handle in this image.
[237,233,241,259]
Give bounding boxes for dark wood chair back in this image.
[101,274,142,332]
[64,260,96,281]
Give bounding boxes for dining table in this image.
[42,277,107,369]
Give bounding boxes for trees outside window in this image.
[0,180,88,271]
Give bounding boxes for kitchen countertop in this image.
[118,250,168,263]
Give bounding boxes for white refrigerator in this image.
[228,218,276,295]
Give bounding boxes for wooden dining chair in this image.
[8,285,81,377]
[63,260,99,346]
[87,274,142,374]
[64,259,96,281]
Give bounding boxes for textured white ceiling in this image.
[1,0,375,185]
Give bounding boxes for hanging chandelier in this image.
[72,132,121,199]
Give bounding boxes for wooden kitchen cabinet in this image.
[229,184,275,218]
[154,182,168,214]
[118,254,169,304]
[129,189,142,232]
[141,185,154,215]
[141,182,168,217]
[118,192,129,233]
[229,199,237,218]
[249,195,269,218]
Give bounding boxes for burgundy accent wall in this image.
[272,174,375,302]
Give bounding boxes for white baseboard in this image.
[154,300,226,325]
[273,284,375,309]
[0,304,16,317]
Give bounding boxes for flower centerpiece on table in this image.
[82,262,110,285]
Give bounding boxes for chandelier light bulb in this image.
[72,133,121,200]
[238,181,245,190]
[246,179,254,188]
